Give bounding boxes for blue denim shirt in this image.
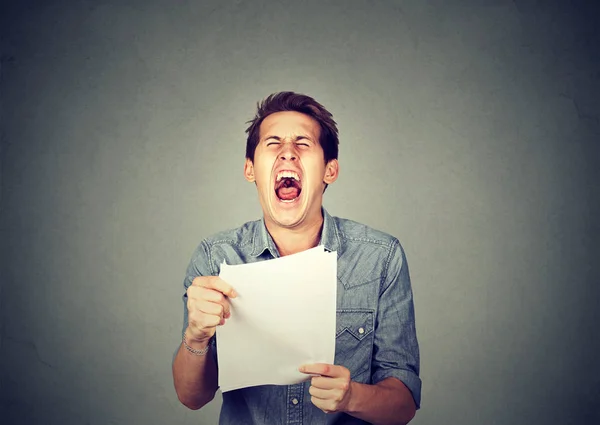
[180,208,421,424]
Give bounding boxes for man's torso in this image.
[183,209,417,424]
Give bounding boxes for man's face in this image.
[244,111,338,229]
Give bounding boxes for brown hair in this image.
[245,92,339,163]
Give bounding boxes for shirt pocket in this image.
[334,309,374,382]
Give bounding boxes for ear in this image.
[323,159,339,184]
[244,158,255,183]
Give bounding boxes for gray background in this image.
[1,0,598,424]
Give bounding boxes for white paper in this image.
[216,245,337,392]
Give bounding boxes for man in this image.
[172,92,421,425]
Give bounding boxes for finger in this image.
[223,298,232,318]
[300,363,347,378]
[310,376,335,390]
[309,396,331,414]
[310,376,350,391]
[188,310,221,330]
[194,276,237,298]
[188,286,233,318]
[193,287,225,303]
[308,385,329,399]
[194,299,224,317]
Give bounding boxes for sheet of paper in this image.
[216,245,337,392]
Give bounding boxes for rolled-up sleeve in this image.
[181,240,214,333]
[175,240,218,363]
[371,238,422,408]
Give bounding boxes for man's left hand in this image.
[299,363,353,414]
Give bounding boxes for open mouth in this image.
[274,170,302,203]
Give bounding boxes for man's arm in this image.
[172,264,237,409]
[172,335,219,409]
[346,377,415,425]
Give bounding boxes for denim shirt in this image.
[180,208,421,424]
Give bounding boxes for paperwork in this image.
[216,245,337,392]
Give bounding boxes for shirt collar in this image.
[250,207,340,258]
[251,215,279,258]
[320,207,340,253]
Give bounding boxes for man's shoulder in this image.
[201,218,261,249]
[332,214,399,248]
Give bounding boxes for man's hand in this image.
[299,363,353,414]
[185,276,237,344]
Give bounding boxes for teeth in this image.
[276,170,300,182]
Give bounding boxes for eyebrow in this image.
[263,135,311,142]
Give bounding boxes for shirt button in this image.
[358,327,365,334]
[291,398,299,405]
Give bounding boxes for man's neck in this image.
[265,213,324,257]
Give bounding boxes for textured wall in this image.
[1,1,598,424]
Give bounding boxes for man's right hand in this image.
[185,276,237,344]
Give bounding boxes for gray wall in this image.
[1,1,598,424]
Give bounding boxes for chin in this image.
[266,190,311,228]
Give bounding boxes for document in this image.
[216,245,337,392]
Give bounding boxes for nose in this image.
[279,142,297,161]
